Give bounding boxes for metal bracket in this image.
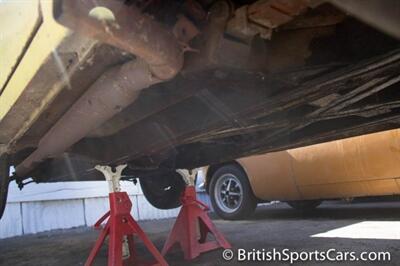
[177,168,199,186]
[95,164,127,193]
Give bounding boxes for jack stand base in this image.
[162,186,231,260]
[85,192,168,266]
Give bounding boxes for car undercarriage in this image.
[0,0,399,215]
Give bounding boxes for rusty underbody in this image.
[1,0,400,186]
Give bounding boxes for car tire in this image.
[209,164,257,220]
[140,171,186,210]
[0,154,10,219]
[286,200,322,211]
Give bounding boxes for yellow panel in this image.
[239,151,301,200]
[299,181,370,199]
[0,0,40,93]
[229,129,400,200]
[289,140,348,185]
[366,179,400,195]
[299,179,400,200]
[0,0,69,125]
[289,129,400,186]
[352,130,400,179]
[395,178,400,192]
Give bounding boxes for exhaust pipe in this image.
[52,0,183,80]
[16,0,183,176]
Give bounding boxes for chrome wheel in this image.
[214,173,243,213]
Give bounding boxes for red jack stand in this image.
[85,165,168,266]
[162,170,231,260]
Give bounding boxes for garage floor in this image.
[1,201,399,265]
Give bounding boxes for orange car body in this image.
[206,128,400,201]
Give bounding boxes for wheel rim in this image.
[214,173,243,213]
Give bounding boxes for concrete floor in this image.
[1,201,399,265]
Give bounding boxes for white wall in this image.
[0,181,181,239]
[0,169,211,239]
